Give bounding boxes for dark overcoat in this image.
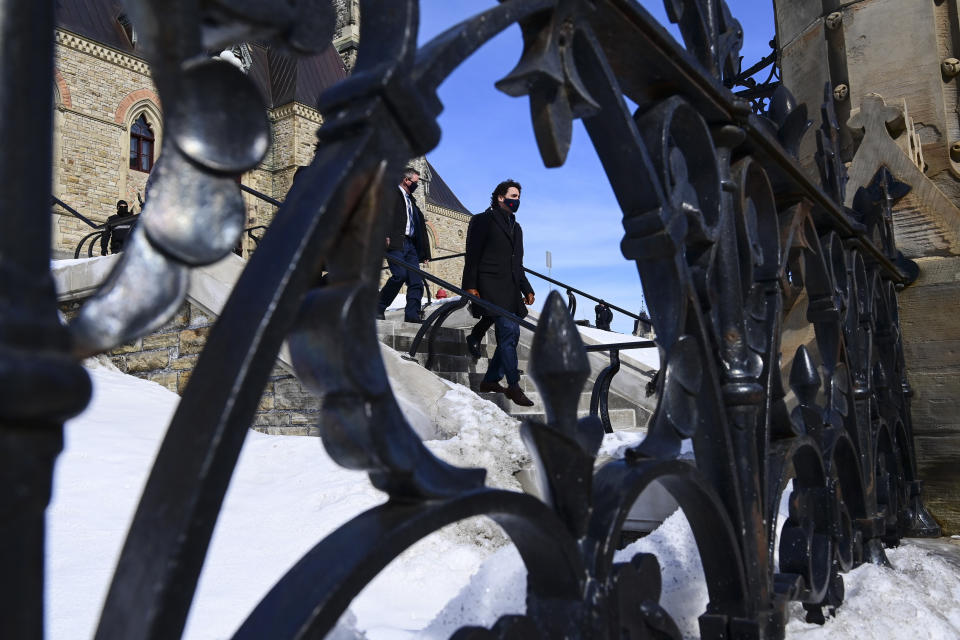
[386,186,431,261]
[461,206,534,317]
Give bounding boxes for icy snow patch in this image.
[615,509,708,640]
[420,544,526,638]
[785,542,960,638]
[429,382,528,492]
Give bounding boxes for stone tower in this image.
[333,0,361,72]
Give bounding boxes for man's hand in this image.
[466,288,480,298]
[524,292,535,306]
[421,259,430,265]
[385,237,390,248]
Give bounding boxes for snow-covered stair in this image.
[377,305,656,432]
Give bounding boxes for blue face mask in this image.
[503,198,519,213]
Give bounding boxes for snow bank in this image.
[47,364,960,640]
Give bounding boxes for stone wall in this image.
[775,0,960,532]
[51,29,329,261]
[59,298,322,436]
[53,30,161,256]
[900,255,960,531]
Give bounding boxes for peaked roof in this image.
[426,161,470,215]
[247,44,347,109]
[55,0,347,110]
[55,0,134,52]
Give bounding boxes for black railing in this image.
[6,2,942,640]
[389,254,655,432]
[52,195,100,229]
[54,192,270,258]
[240,179,646,335]
[523,266,652,333]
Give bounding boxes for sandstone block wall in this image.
[53,31,161,256]
[900,255,960,530]
[60,299,322,436]
[51,30,332,262]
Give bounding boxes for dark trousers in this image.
[378,238,423,320]
[482,316,521,386]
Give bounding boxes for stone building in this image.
[50,0,471,291]
[774,1,960,530]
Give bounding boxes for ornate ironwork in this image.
[0,1,941,639]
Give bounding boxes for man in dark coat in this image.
[462,179,535,407]
[377,167,432,322]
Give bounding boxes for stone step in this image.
[499,408,638,430]
[476,388,642,416]
[393,335,472,358]
[379,314,652,432]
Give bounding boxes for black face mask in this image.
[407,180,419,193]
[502,198,519,213]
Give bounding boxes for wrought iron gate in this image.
[0,0,940,638]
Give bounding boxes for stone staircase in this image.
[376,305,656,432]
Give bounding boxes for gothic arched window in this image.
[129,114,154,172]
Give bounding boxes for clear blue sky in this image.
[417,1,774,333]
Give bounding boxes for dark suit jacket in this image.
[462,206,534,317]
[386,186,431,261]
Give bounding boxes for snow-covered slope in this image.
[47,363,960,639]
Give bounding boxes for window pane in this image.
[141,140,152,171]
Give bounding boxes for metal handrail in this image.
[388,254,657,433]
[388,255,538,333]
[52,195,101,229]
[523,266,652,332]
[240,183,282,207]
[74,230,105,259]
[237,182,649,334]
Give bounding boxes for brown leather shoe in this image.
[477,380,507,393]
[505,384,535,407]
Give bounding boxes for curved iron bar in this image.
[74,230,105,259]
[235,488,585,639]
[566,287,577,317]
[2,0,941,638]
[590,347,620,433]
[408,296,468,369]
[244,224,268,246]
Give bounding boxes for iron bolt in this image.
[942,57,960,78]
[825,12,843,30]
[950,141,960,162]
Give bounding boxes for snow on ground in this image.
[48,362,960,639]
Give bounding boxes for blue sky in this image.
[416,1,774,332]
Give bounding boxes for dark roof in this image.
[426,161,470,215]
[248,43,347,109]
[55,0,348,110]
[55,0,135,52]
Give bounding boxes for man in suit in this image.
[462,179,535,407]
[377,167,432,322]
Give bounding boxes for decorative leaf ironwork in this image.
[0,0,941,638]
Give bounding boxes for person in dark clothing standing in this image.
[100,200,138,255]
[595,302,614,331]
[462,179,535,407]
[377,167,432,323]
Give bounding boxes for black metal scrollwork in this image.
[0,0,940,639]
